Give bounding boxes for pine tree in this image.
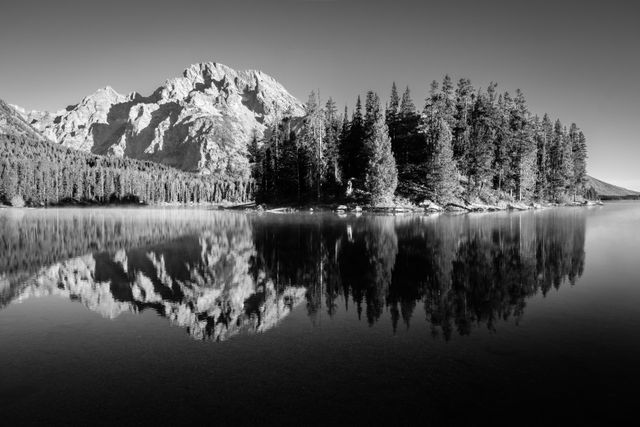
[452,78,474,175]
[421,90,459,202]
[338,105,350,183]
[534,114,552,199]
[394,86,421,177]
[493,91,512,193]
[425,118,458,202]
[549,119,567,199]
[1,164,19,202]
[340,96,366,182]
[364,91,381,139]
[440,74,456,128]
[429,80,439,98]
[467,89,495,192]
[510,89,537,200]
[386,82,400,141]
[248,129,263,183]
[561,125,575,196]
[324,97,341,191]
[302,91,327,201]
[365,110,398,206]
[573,129,588,197]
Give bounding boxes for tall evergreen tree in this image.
[493,91,512,193]
[394,86,421,178]
[386,82,400,141]
[440,74,456,129]
[302,91,327,201]
[340,96,366,182]
[364,91,381,139]
[424,118,458,202]
[548,119,568,199]
[365,109,398,206]
[534,114,553,199]
[324,98,342,191]
[248,129,262,184]
[421,88,459,202]
[561,125,575,196]
[572,129,588,197]
[467,89,496,192]
[510,89,537,200]
[452,78,474,175]
[1,163,18,203]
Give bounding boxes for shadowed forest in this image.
[0,134,254,206]
[254,77,588,205]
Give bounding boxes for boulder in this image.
[445,202,470,212]
[419,200,444,212]
[507,202,531,211]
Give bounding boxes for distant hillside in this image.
[0,99,46,141]
[586,176,639,199]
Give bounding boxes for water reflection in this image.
[0,209,586,341]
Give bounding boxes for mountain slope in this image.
[15,62,305,178]
[1,98,254,207]
[586,175,639,198]
[0,99,47,141]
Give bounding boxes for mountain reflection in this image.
[1,209,586,341]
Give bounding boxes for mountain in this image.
[586,175,639,199]
[14,62,305,178]
[0,98,46,141]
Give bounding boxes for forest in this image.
[0,133,254,206]
[255,76,588,206]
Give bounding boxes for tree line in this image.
[0,134,254,206]
[254,76,588,205]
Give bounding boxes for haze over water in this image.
[1,204,639,424]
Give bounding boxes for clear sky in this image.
[1,0,638,189]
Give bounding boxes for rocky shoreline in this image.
[1,199,606,213]
[244,199,605,215]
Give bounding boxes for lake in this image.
[1,203,639,425]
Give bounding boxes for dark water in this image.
[1,203,639,425]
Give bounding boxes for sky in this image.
[1,0,638,189]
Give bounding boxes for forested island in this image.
[1,75,593,209]
[253,76,590,209]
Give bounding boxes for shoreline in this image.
[1,199,607,214]
[251,199,605,215]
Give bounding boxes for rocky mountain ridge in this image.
[14,62,305,177]
[0,98,46,141]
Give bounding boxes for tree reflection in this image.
[1,209,586,341]
[253,211,586,340]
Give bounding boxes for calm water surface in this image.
[1,203,639,425]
